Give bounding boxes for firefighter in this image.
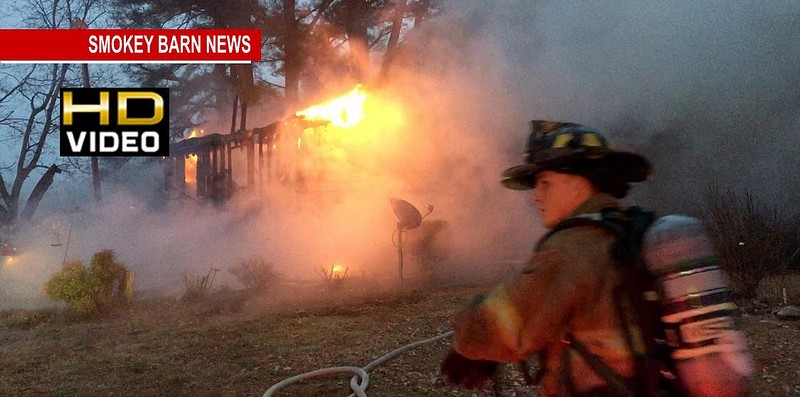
[441,120,652,396]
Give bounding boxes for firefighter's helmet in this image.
[501,120,650,190]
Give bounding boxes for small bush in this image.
[44,250,132,317]
[318,263,349,290]
[704,188,795,298]
[228,255,280,294]
[182,268,219,302]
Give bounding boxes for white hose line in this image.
[264,330,454,397]
[263,366,369,397]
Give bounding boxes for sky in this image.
[460,0,800,213]
[1,0,799,308]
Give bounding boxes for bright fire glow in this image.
[296,85,367,128]
[291,85,404,159]
[184,129,202,185]
[331,264,344,275]
[185,154,198,185]
[280,85,406,189]
[187,129,203,139]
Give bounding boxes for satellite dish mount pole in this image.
[390,198,430,295]
[396,222,405,293]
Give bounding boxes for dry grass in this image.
[0,281,799,397]
[757,273,800,306]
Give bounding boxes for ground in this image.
[1,282,799,397]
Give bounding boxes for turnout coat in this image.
[453,193,642,396]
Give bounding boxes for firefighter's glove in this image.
[440,349,499,390]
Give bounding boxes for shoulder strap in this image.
[565,334,637,397]
[536,206,654,254]
[537,207,673,397]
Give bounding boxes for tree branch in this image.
[304,0,336,34]
[0,172,11,207]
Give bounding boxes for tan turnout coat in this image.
[453,193,641,396]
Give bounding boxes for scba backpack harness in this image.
[537,207,752,397]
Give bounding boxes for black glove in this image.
[440,349,499,390]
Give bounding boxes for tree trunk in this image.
[412,0,429,27]
[230,95,239,133]
[232,63,255,131]
[81,63,102,203]
[283,0,300,107]
[343,0,370,81]
[20,164,62,221]
[380,0,407,82]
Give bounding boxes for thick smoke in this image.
[2,1,799,308]
[457,1,800,214]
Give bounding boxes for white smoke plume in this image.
[2,1,798,308]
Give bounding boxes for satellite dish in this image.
[390,198,423,230]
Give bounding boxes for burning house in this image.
[163,85,372,202]
[159,85,450,285]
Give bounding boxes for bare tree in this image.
[704,187,795,298]
[379,0,407,78]
[109,0,272,135]
[312,0,442,87]
[0,0,103,227]
[0,65,69,226]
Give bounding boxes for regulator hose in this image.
[263,330,454,397]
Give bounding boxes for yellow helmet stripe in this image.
[582,132,604,147]
[551,133,574,148]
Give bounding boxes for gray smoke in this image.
[450,0,800,214]
[3,1,799,308]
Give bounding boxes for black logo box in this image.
[60,87,170,157]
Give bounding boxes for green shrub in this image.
[44,250,132,316]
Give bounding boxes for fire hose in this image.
[262,330,454,397]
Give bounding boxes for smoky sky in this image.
[3,1,800,308]
[454,0,800,214]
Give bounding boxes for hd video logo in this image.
[60,88,169,156]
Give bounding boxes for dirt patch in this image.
[1,283,799,396]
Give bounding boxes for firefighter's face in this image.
[532,171,596,228]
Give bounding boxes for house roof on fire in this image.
[168,116,328,158]
[169,122,281,157]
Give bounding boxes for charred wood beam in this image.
[247,140,255,188]
[227,143,233,196]
[197,151,210,198]
[258,133,264,190]
[162,157,174,192]
[176,156,186,194]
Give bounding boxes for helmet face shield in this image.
[502,120,651,190]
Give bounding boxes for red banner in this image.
[0,29,261,63]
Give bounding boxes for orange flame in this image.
[185,154,197,185]
[295,85,367,128]
[331,264,345,275]
[184,129,201,185]
[283,85,405,187]
[329,263,349,280]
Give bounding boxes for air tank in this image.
[643,215,753,397]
